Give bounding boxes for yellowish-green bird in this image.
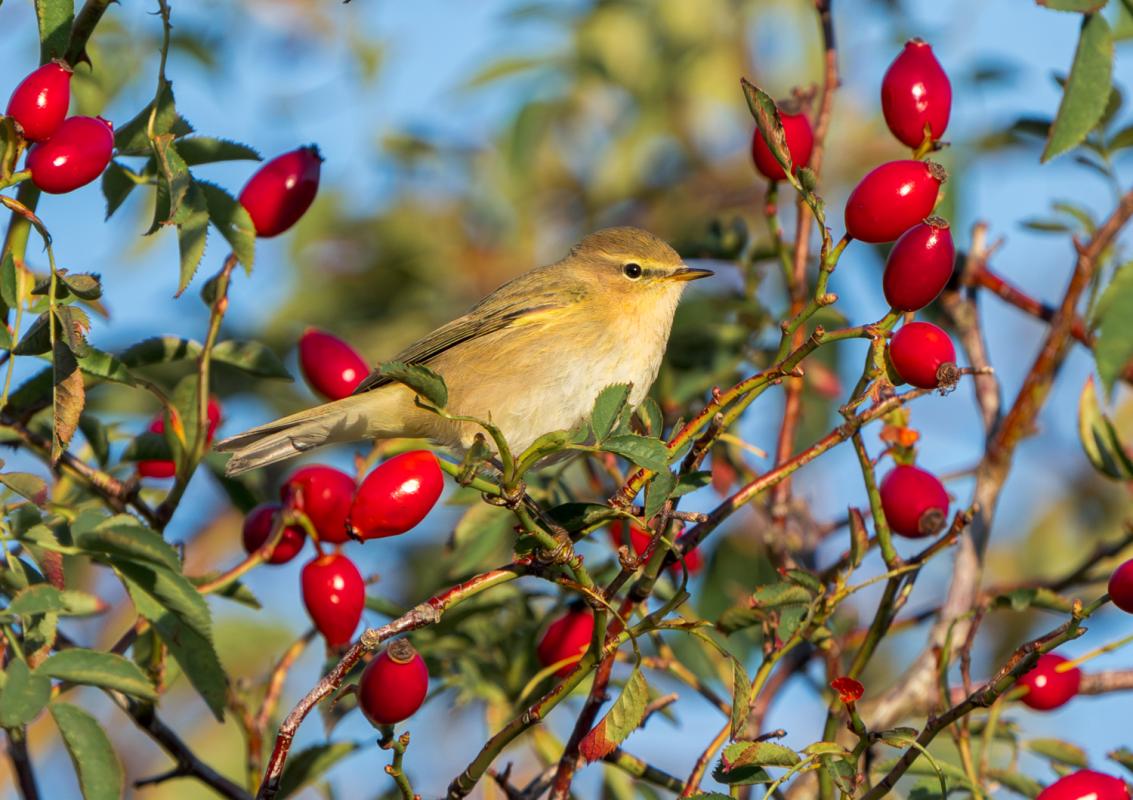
[217,227,711,475]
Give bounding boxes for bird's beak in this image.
[669,265,714,282]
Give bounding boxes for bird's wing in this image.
[351,275,572,396]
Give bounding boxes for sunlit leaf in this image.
[1043,13,1114,161]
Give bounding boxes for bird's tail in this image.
[214,393,382,476]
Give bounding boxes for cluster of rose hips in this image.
[751,39,957,541]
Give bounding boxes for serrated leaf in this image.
[672,471,711,498]
[603,434,670,471]
[591,384,631,441]
[1078,375,1133,479]
[1038,0,1107,10]
[721,740,800,770]
[0,472,48,505]
[1108,747,1133,776]
[35,0,73,63]
[988,768,1043,798]
[544,502,620,533]
[114,81,192,156]
[118,335,201,367]
[1109,123,1133,152]
[579,667,649,762]
[0,659,51,727]
[188,574,261,609]
[56,305,91,357]
[37,650,157,700]
[1025,738,1089,767]
[76,347,135,386]
[878,727,920,748]
[6,585,103,617]
[148,136,191,234]
[643,469,676,519]
[50,702,124,800]
[638,397,663,437]
[277,742,360,799]
[741,78,797,189]
[175,181,209,296]
[1094,265,1133,394]
[76,518,181,572]
[804,742,850,757]
[380,361,448,408]
[100,161,138,220]
[211,340,292,379]
[199,181,255,271]
[0,251,18,310]
[731,659,751,739]
[14,311,53,355]
[1043,13,1114,162]
[77,414,110,467]
[53,339,85,463]
[175,137,261,165]
[61,273,102,301]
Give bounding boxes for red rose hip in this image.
[282,464,356,544]
[26,115,114,194]
[241,503,306,564]
[1018,653,1080,711]
[301,553,365,647]
[238,145,323,237]
[347,451,443,541]
[358,639,429,726]
[889,321,957,389]
[1109,559,1133,614]
[844,160,945,243]
[882,218,955,311]
[879,465,949,538]
[751,110,814,182]
[299,328,368,400]
[881,39,952,149]
[1037,770,1130,800]
[6,61,72,142]
[537,607,594,678]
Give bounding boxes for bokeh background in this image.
[1,0,1132,797]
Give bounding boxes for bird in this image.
[216,227,712,476]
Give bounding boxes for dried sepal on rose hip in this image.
[881,38,952,149]
[238,145,323,237]
[27,115,114,194]
[843,160,946,243]
[5,61,72,142]
[879,464,949,538]
[301,552,365,647]
[888,321,958,390]
[358,639,429,726]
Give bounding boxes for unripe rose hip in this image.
[751,110,814,182]
[241,503,306,565]
[238,145,322,237]
[882,218,955,312]
[889,321,957,389]
[1108,559,1133,614]
[1018,653,1080,711]
[5,61,72,142]
[347,451,443,541]
[879,464,949,538]
[844,160,945,243]
[1037,770,1130,800]
[537,607,594,678]
[358,639,429,726]
[881,39,952,149]
[282,464,356,544]
[27,115,114,194]
[298,328,369,400]
[301,553,365,647]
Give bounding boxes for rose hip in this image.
[301,553,365,647]
[1018,653,1080,711]
[241,503,306,565]
[888,321,957,390]
[536,607,594,678]
[282,464,356,544]
[347,451,443,541]
[6,61,72,142]
[844,160,945,243]
[751,110,814,182]
[299,328,368,400]
[879,464,949,538]
[238,145,322,237]
[26,115,114,194]
[881,39,952,149]
[882,218,955,312]
[358,640,429,726]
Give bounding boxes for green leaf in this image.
[175,137,261,165]
[100,161,139,220]
[0,659,51,727]
[50,702,124,800]
[35,0,73,63]
[877,727,920,748]
[37,650,157,700]
[211,340,292,379]
[638,397,664,437]
[991,586,1075,613]
[148,137,191,234]
[76,518,182,572]
[120,431,172,462]
[13,311,53,355]
[0,251,18,310]
[740,77,798,189]
[6,585,103,617]
[0,472,47,505]
[672,471,711,498]
[713,744,772,786]
[1109,123,1133,152]
[114,81,193,156]
[804,742,851,757]
[731,658,751,739]
[1108,747,1133,776]
[591,383,631,441]
[544,502,620,534]
[189,574,261,609]
[783,569,823,595]
[643,469,676,519]
[199,181,255,271]
[118,335,201,367]
[61,273,102,301]
[277,742,360,799]
[175,181,209,296]
[721,740,800,770]
[55,305,91,357]
[987,768,1043,798]
[380,361,448,408]
[117,561,211,642]
[1043,13,1114,162]
[1078,376,1133,479]
[603,434,670,471]
[578,667,650,761]
[1038,0,1107,10]
[53,339,85,463]
[76,347,136,386]
[1025,737,1089,767]
[1094,264,1133,393]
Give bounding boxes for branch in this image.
[6,729,39,800]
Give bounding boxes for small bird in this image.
[217,227,711,475]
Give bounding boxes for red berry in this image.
[301,553,365,647]
[536,607,594,678]
[26,115,114,194]
[282,465,355,545]
[1018,653,1081,711]
[879,465,949,538]
[609,520,653,558]
[1038,770,1130,800]
[138,415,175,479]
[206,396,222,440]
[671,532,704,576]
[347,451,443,541]
[241,503,306,565]
[358,640,429,726]
[5,62,72,142]
[298,328,368,400]
[1109,559,1133,614]
[751,110,814,182]
[844,160,945,243]
[881,39,952,149]
[882,218,955,311]
[238,145,322,238]
[889,321,957,389]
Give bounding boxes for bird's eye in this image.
[623,262,643,279]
